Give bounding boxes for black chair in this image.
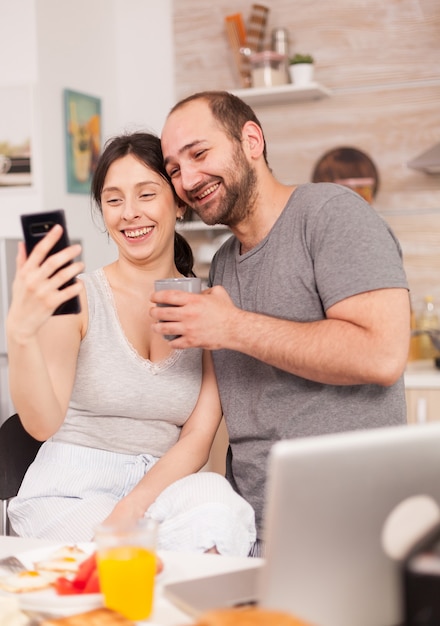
[0,413,43,535]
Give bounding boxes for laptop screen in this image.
[259,422,440,626]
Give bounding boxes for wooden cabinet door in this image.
[406,389,440,423]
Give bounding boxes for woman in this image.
[6,132,255,555]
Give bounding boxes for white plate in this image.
[0,543,166,618]
[0,543,103,617]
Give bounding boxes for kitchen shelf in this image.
[177,221,228,233]
[230,82,331,106]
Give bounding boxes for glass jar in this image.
[249,51,288,88]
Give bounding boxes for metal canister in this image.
[271,27,290,57]
[271,28,290,82]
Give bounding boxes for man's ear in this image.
[241,121,265,159]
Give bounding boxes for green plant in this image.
[289,53,314,65]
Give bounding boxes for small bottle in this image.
[416,295,440,360]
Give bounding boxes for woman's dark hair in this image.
[91,132,194,277]
[169,90,269,165]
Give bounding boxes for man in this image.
[152,90,410,556]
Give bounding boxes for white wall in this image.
[113,0,175,137]
[0,1,41,227]
[0,0,174,272]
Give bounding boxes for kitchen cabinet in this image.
[405,389,440,424]
[177,221,227,234]
[177,220,231,279]
[404,360,440,423]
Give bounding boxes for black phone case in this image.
[20,210,81,315]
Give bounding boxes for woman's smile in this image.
[123,226,154,240]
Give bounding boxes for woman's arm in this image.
[6,228,85,440]
[102,350,223,527]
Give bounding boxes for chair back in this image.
[0,413,43,534]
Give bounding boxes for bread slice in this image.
[41,608,135,626]
[193,607,314,626]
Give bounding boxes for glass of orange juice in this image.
[95,518,158,621]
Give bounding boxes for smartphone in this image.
[20,209,81,315]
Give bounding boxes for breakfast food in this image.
[0,570,53,593]
[40,608,135,626]
[193,607,314,626]
[54,553,100,595]
[0,546,91,595]
[34,545,89,575]
[0,546,164,597]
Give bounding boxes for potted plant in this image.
[288,53,314,86]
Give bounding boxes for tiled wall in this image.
[172,0,440,310]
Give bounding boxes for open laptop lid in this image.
[258,422,440,626]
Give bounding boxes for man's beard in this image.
[191,145,258,227]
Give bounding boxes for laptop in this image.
[164,422,440,626]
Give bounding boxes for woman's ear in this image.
[241,121,265,159]
[176,199,188,221]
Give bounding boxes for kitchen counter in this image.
[405,360,440,389]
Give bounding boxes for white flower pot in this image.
[289,63,314,86]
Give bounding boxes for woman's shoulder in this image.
[77,268,108,312]
[78,267,104,284]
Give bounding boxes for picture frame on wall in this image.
[64,89,101,194]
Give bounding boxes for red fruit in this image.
[74,553,98,590]
[83,568,100,594]
[54,576,78,595]
[54,552,100,596]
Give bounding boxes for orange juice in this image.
[97,545,156,620]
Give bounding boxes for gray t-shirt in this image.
[209,183,409,540]
[53,268,203,456]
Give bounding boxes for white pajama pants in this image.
[8,441,256,557]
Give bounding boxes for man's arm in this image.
[151,286,410,387]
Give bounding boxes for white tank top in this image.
[52,268,203,456]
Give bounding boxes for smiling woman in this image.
[91,134,196,280]
[5,131,256,555]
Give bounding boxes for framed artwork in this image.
[64,89,101,194]
[0,85,33,187]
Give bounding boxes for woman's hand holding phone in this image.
[20,210,84,317]
[8,212,85,340]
